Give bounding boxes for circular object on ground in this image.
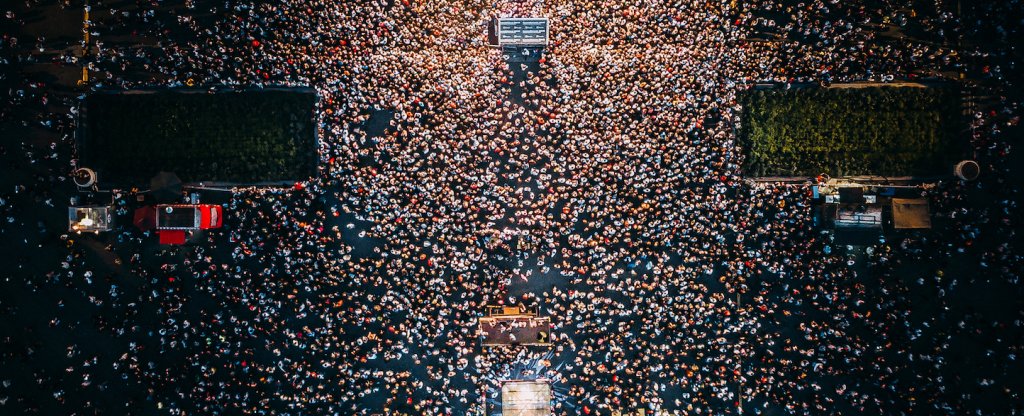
[954,160,980,181]
[73,168,97,188]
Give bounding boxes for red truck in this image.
[155,204,223,244]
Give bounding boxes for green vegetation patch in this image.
[738,86,962,177]
[83,90,318,183]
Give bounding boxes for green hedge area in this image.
[738,87,963,177]
[83,90,318,183]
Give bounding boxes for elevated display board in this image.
[497,18,549,46]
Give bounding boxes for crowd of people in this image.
[0,0,1022,415]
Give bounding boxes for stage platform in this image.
[501,380,551,416]
[479,306,551,347]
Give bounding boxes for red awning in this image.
[199,205,224,229]
[133,206,157,231]
[158,230,187,245]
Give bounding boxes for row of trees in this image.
[84,91,318,183]
[738,87,962,177]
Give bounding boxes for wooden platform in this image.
[479,306,551,346]
[501,380,551,416]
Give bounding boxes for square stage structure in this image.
[501,380,552,416]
